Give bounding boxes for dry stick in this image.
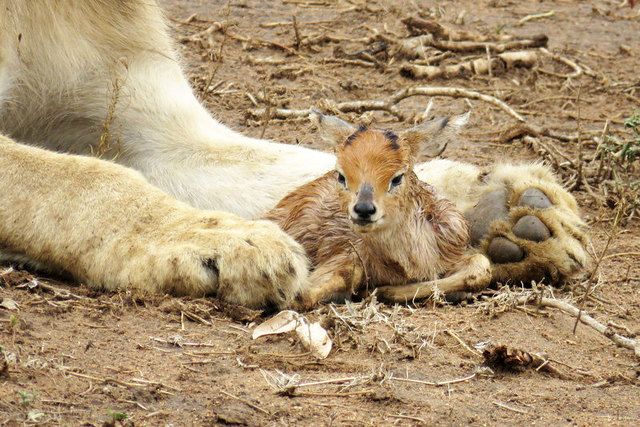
[413,51,454,66]
[517,296,638,354]
[230,32,296,54]
[63,370,148,389]
[292,15,302,49]
[184,350,236,357]
[130,377,181,392]
[523,136,563,170]
[249,86,524,122]
[296,376,358,388]
[391,33,547,58]
[259,19,334,28]
[291,389,376,397]
[219,389,271,416]
[538,48,585,79]
[388,414,428,424]
[150,337,217,347]
[572,206,622,334]
[401,16,506,42]
[594,119,611,182]
[321,57,377,68]
[497,122,583,144]
[602,251,640,260]
[571,85,584,191]
[493,401,529,415]
[198,8,231,94]
[178,22,224,43]
[389,372,476,387]
[518,10,555,26]
[348,240,370,295]
[182,310,212,326]
[259,85,272,139]
[401,51,538,80]
[444,330,483,358]
[121,399,149,411]
[246,56,287,66]
[17,280,87,301]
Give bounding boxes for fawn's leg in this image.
[375,254,491,303]
[298,254,364,309]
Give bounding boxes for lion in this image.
[0,0,587,309]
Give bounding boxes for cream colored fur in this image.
[0,0,587,308]
[0,0,333,217]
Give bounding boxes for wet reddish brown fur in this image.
[266,127,470,305]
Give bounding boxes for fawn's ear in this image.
[309,109,356,145]
[400,112,469,159]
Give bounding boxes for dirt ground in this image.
[1,0,640,425]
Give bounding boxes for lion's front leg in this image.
[0,137,307,309]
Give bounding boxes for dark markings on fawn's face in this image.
[383,130,399,150]
[345,125,368,145]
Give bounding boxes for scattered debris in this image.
[481,342,556,374]
[252,310,332,359]
[0,298,18,311]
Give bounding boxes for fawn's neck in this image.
[357,178,445,285]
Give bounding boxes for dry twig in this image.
[249,86,524,122]
[401,51,538,80]
[388,34,547,59]
[517,295,639,356]
[518,10,556,26]
[573,206,622,333]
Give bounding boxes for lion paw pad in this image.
[518,188,552,209]
[487,237,524,264]
[512,215,551,242]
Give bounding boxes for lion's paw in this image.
[210,218,309,309]
[134,214,308,310]
[464,167,589,285]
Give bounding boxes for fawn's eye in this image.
[337,172,347,187]
[390,173,404,189]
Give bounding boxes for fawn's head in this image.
[311,110,468,232]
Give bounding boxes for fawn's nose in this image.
[353,202,377,220]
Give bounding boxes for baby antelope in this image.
[266,111,491,307]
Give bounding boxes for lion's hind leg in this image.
[465,163,588,286]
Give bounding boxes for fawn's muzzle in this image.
[353,201,377,220]
[351,183,377,224]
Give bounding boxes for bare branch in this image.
[517,296,639,356]
[401,51,538,80]
[248,86,525,122]
[390,33,547,59]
